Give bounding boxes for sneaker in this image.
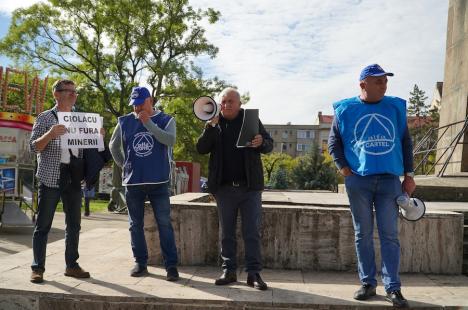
[247,272,268,291]
[353,284,376,300]
[386,290,409,308]
[64,266,90,278]
[130,264,148,277]
[214,270,237,285]
[30,270,44,283]
[166,267,179,281]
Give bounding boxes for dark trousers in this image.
[31,166,82,272]
[215,185,262,273]
[125,183,178,269]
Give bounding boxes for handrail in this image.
[414,116,468,177]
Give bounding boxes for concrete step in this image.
[1,228,468,309]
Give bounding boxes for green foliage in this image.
[270,166,288,189]
[261,152,295,184]
[290,144,337,191]
[408,84,428,118]
[0,0,220,118]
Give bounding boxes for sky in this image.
[0,0,449,124]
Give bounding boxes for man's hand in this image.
[49,124,67,138]
[250,134,263,148]
[100,127,106,137]
[136,110,151,124]
[206,116,219,128]
[339,167,353,177]
[402,176,416,196]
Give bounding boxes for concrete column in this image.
[436,0,468,174]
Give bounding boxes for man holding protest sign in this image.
[109,86,179,281]
[30,79,94,283]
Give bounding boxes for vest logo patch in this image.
[132,132,154,157]
[354,113,395,155]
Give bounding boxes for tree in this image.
[270,166,288,189]
[290,144,337,191]
[0,0,220,118]
[261,152,294,183]
[408,84,428,118]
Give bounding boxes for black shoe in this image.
[247,273,268,290]
[353,284,376,300]
[130,264,148,277]
[214,270,237,285]
[166,267,179,281]
[386,290,409,308]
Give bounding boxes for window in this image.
[282,143,287,151]
[297,144,311,152]
[282,131,288,139]
[297,130,314,139]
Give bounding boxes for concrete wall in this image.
[144,200,464,274]
[435,0,468,174]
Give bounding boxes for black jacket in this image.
[196,110,273,194]
[83,146,112,189]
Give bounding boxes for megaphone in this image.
[396,194,426,221]
[193,96,221,121]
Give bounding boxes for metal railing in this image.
[413,116,468,177]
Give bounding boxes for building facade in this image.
[264,112,333,157]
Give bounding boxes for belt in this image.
[224,180,247,187]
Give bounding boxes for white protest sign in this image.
[58,112,104,149]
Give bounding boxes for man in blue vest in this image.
[328,64,416,308]
[109,86,179,281]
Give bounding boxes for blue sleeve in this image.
[327,116,348,170]
[402,126,414,173]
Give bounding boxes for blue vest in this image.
[119,111,173,185]
[333,96,407,176]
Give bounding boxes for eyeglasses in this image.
[56,89,78,95]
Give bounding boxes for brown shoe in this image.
[64,266,90,278]
[30,270,44,283]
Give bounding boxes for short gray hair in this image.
[218,87,241,103]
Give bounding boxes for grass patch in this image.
[56,199,110,213]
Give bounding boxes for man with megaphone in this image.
[328,64,416,308]
[196,87,273,290]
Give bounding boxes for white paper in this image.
[58,112,104,149]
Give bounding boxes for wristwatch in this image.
[404,172,415,178]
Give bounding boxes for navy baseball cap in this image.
[359,64,394,81]
[129,86,151,106]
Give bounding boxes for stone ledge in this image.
[146,194,464,274]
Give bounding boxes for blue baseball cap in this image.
[129,86,151,106]
[359,64,394,81]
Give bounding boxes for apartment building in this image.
[264,112,334,157]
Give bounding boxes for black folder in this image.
[236,109,259,148]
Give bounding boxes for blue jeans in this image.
[215,186,262,273]
[345,174,402,292]
[32,175,82,272]
[125,183,178,269]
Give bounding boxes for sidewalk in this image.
[1,219,467,309]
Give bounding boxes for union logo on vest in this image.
[132,132,154,157]
[354,113,395,155]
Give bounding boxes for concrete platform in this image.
[1,224,468,309]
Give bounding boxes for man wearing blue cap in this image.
[328,64,415,308]
[109,86,179,280]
